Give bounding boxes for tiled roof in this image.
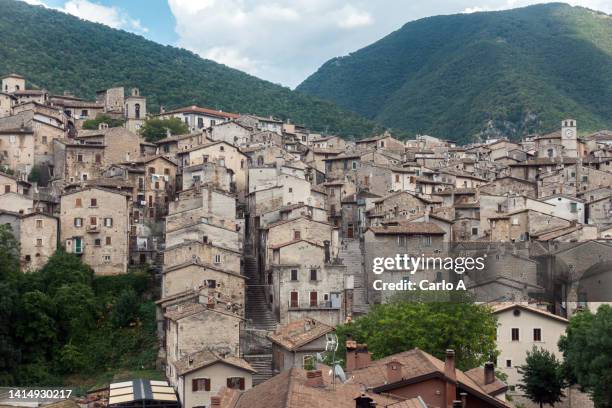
[163,105,239,119]
[174,349,256,376]
[350,348,511,408]
[464,367,507,396]
[216,366,399,408]
[268,318,334,351]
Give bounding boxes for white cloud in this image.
[20,0,148,34]
[61,0,148,33]
[337,5,374,29]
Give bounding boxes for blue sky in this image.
[22,0,612,88]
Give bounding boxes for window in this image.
[90,198,97,207]
[214,254,221,264]
[511,328,520,341]
[77,154,83,162]
[192,378,210,392]
[533,328,542,342]
[570,202,577,213]
[81,109,88,117]
[155,181,160,190]
[95,154,101,164]
[397,235,406,246]
[290,291,298,308]
[293,230,301,240]
[42,136,47,144]
[395,174,400,182]
[310,291,318,307]
[364,176,369,186]
[164,168,170,175]
[82,173,88,181]
[472,227,479,236]
[90,216,97,226]
[288,187,293,193]
[310,269,317,281]
[104,218,113,227]
[290,269,298,281]
[103,255,111,263]
[352,161,357,170]
[422,235,432,246]
[74,218,83,227]
[512,217,519,225]
[36,239,42,247]
[227,377,245,390]
[149,167,155,175]
[197,118,204,128]
[75,198,82,207]
[105,237,112,246]
[36,219,43,228]
[506,359,512,368]
[219,145,224,152]
[94,238,101,246]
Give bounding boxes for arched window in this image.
[135,103,141,119]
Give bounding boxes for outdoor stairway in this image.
[338,239,369,315]
[242,255,276,385]
[244,354,274,386]
[244,255,277,331]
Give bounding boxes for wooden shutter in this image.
[192,379,198,392]
[205,378,210,391]
[239,377,245,390]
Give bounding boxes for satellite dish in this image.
[333,364,347,383]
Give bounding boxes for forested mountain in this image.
[0,0,383,138]
[298,3,612,143]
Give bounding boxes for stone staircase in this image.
[338,239,369,315]
[244,256,277,331]
[242,255,276,385]
[244,354,274,386]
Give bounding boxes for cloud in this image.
[62,0,148,33]
[20,0,148,34]
[337,5,374,29]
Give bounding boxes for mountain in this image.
[0,0,384,138]
[297,3,612,143]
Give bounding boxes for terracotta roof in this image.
[490,303,568,323]
[268,318,334,351]
[350,348,511,408]
[163,105,239,119]
[464,367,508,396]
[369,222,446,235]
[216,366,399,408]
[174,349,256,376]
[268,238,323,250]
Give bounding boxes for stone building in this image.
[60,187,131,274]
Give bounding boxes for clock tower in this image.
[561,118,577,158]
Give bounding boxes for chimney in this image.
[445,350,457,408]
[354,394,376,408]
[305,370,324,388]
[345,340,372,372]
[385,360,403,384]
[210,396,221,408]
[460,392,467,408]
[324,240,331,263]
[484,362,495,385]
[452,401,462,408]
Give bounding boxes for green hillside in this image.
[297,3,612,143]
[0,0,383,138]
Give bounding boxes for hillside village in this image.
[1,72,611,408]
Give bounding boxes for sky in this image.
[21,0,612,88]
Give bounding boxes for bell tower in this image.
[561,118,577,158]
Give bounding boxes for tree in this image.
[0,224,19,280]
[110,288,140,328]
[37,250,93,296]
[82,114,125,130]
[559,306,612,408]
[28,165,41,183]
[139,117,189,142]
[334,291,498,370]
[518,347,566,408]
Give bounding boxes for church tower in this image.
[561,118,577,158]
[125,88,147,133]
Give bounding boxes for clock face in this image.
[565,129,574,138]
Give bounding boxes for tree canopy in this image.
[0,226,158,388]
[82,114,125,130]
[559,306,612,408]
[518,347,567,408]
[140,117,189,142]
[334,291,498,370]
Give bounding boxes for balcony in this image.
[288,300,340,310]
[86,224,99,233]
